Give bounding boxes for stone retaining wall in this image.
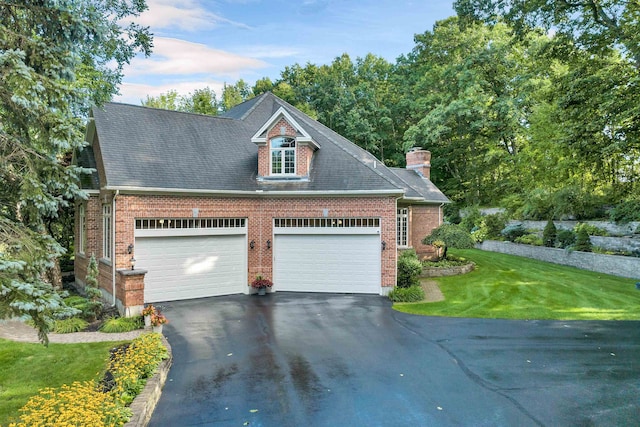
[421,263,475,278]
[478,240,640,280]
[125,336,173,427]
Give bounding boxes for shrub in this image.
[483,213,507,239]
[552,185,605,220]
[388,285,425,302]
[542,219,557,247]
[10,381,132,427]
[99,316,143,333]
[64,295,102,322]
[609,199,640,224]
[514,234,543,246]
[459,206,482,232]
[521,188,554,220]
[397,250,422,288]
[53,317,89,334]
[573,223,608,236]
[501,224,527,242]
[574,227,592,252]
[444,203,462,224]
[423,224,475,249]
[556,229,576,248]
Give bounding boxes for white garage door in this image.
[135,218,247,302]
[274,221,381,293]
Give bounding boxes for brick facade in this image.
[77,192,399,313]
[405,204,442,260]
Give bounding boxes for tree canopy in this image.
[0,0,152,344]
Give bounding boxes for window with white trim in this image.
[79,204,86,255]
[102,204,112,260]
[397,208,408,247]
[270,136,296,175]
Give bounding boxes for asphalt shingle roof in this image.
[80,92,447,202]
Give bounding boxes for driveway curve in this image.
[149,293,640,427]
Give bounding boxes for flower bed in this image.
[10,333,168,427]
[421,262,475,278]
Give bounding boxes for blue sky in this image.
[116,0,455,104]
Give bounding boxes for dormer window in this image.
[271,137,296,175]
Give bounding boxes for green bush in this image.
[514,234,543,246]
[556,229,576,248]
[501,224,527,242]
[64,295,102,322]
[99,316,143,333]
[521,188,554,220]
[423,256,471,268]
[483,213,507,239]
[459,206,482,232]
[574,223,608,236]
[397,250,422,288]
[53,317,89,334]
[552,185,605,220]
[609,199,640,224]
[423,224,475,249]
[388,285,425,302]
[542,219,557,247]
[444,203,462,224]
[574,227,592,252]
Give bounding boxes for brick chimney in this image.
[406,147,431,179]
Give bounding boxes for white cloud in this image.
[115,80,226,105]
[241,45,302,59]
[124,37,267,77]
[137,0,251,31]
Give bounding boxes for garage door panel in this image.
[136,235,246,303]
[274,234,380,293]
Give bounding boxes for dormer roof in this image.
[251,106,318,149]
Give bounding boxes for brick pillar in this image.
[406,148,431,179]
[116,269,147,317]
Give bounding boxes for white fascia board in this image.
[251,107,318,149]
[104,185,404,198]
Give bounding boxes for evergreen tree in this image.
[574,227,593,252]
[542,219,557,247]
[0,0,152,344]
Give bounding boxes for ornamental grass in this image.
[9,333,168,427]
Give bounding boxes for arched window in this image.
[270,137,296,175]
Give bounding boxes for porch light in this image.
[127,243,134,254]
[130,256,136,270]
[381,241,386,251]
[250,240,255,249]
[267,239,271,249]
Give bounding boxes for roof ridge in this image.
[102,101,237,121]
[238,92,271,120]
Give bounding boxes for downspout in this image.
[112,190,119,306]
[439,203,444,225]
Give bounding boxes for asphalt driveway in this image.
[149,294,640,426]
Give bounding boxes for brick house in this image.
[74,92,448,315]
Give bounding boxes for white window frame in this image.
[397,207,409,247]
[102,204,112,261]
[270,136,296,175]
[78,204,86,255]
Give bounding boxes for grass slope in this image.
[395,249,640,320]
[0,339,127,426]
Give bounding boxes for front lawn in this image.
[0,339,127,426]
[395,249,640,320]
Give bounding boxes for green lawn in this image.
[395,249,640,320]
[0,339,127,426]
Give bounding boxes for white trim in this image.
[269,136,296,176]
[102,203,112,261]
[251,107,316,147]
[397,207,409,247]
[103,186,404,197]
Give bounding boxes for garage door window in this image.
[274,217,380,228]
[136,218,246,230]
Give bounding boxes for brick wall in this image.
[100,194,397,307]
[407,204,442,260]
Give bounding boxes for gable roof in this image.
[79,92,447,202]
